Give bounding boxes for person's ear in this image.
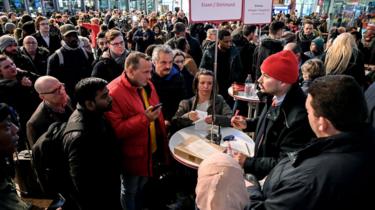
[318,116,331,132]
[85,100,96,111]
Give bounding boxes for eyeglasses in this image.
[110,40,124,47]
[40,83,65,95]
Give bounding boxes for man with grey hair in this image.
[151,45,186,125]
[21,36,50,75]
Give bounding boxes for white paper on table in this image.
[222,139,252,157]
[185,139,221,159]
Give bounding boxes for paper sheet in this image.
[185,139,221,159]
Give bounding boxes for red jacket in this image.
[105,73,168,176]
[81,23,100,48]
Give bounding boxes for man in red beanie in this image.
[231,50,314,180]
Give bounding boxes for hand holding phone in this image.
[151,103,163,111]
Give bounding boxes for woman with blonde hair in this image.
[324,32,365,87]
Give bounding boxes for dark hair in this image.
[269,21,284,35]
[350,31,362,41]
[175,37,188,52]
[243,25,257,36]
[308,75,368,131]
[192,69,215,94]
[75,77,108,106]
[97,31,106,39]
[218,30,231,41]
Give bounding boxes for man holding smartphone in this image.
[105,52,169,210]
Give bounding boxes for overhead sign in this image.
[243,0,273,24]
[189,0,243,22]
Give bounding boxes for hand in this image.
[233,152,247,167]
[204,115,213,124]
[231,115,247,129]
[145,105,161,121]
[21,76,32,87]
[188,111,199,122]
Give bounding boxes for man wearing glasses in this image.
[92,29,129,82]
[27,76,73,147]
[32,16,62,54]
[21,36,50,75]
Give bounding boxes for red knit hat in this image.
[260,50,299,84]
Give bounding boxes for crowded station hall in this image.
[1,0,375,209]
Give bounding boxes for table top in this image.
[228,86,261,103]
[169,125,254,169]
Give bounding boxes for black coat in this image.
[63,108,122,210]
[243,84,314,179]
[92,54,124,83]
[20,46,50,75]
[32,31,62,54]
[249,125,375,210]
[26,101,73,147]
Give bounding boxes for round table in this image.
[228,86,263,118]
[169,125,254,169]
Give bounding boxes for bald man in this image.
[21,35,50,75]
[26,76,73,146]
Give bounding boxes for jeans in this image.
[121,175,148,210]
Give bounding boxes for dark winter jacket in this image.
[92,50,128,83]
[20,46,50,75]
[249,125,375,210]
[243,84,314,179]
[63,107,122,210]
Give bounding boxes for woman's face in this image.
[174,55,185,70]
[198,74,213,98]
[154,26,160,34]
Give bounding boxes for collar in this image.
[272,94,286,107]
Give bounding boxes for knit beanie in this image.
[260,50,299,84]
[0,35,17,53]
[312,37,324,52]
[4,22,16,33]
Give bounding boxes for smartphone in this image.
[151,103,163,111]
[47,193,65,210]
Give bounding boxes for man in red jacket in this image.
[105,52,169,210]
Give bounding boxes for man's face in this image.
[141,19,149,28]
[0,116,19,155]
[23,37,38,54]
[257,71,282,95]
[0,58,17,79]
[4,43,17,55]
[127,58,152,87]
[219,35,232,51]
[97,38,108,51]
[109,35,125,56]
[303,24,314,36]
[306,94,321,137]
[63,33,79,48]
[40,80,68,107]
[154,52,173,77]
[93,87,112,112]
[39,20,50,33]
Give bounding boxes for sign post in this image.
[189,0,244,142]
[243,0,273,24]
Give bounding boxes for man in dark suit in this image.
[32,16,61,54]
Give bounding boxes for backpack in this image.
[32,121,83,195]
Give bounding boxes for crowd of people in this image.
[0,7,375,210]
